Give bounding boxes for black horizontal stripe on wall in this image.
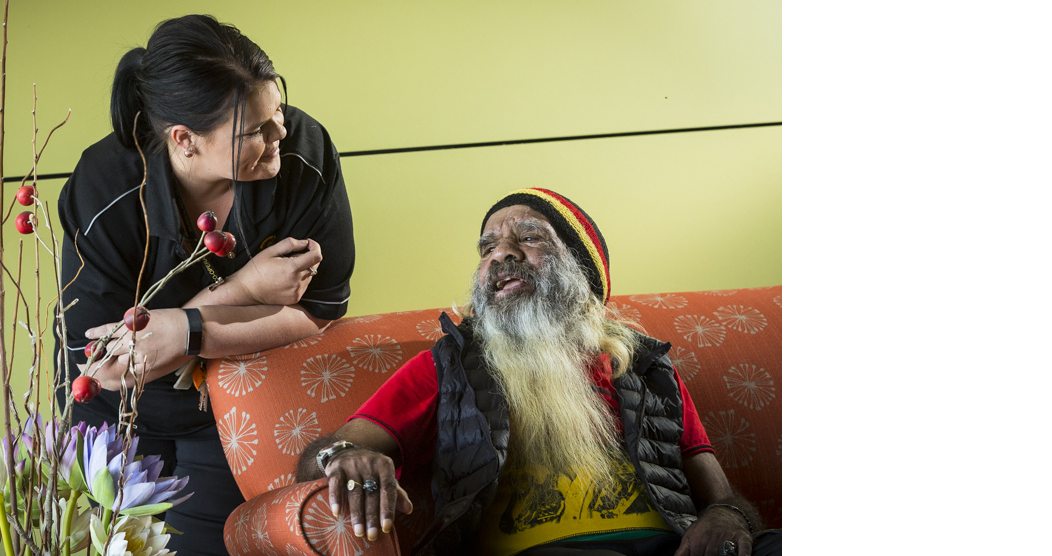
[3,121,781,183]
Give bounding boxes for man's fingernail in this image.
[382,519,393,533]
[354,524,364,537]
[330,503,339,517]
[367,527,378,541]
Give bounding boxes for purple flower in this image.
[115,454,192,514]
[79,423,191,515]
[43,419,85,484]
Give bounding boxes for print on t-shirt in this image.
[498,460,653,533]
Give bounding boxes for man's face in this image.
[477,206,563,302]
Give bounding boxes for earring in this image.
[184,145,196,158]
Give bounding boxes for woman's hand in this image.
[83,308,191,389]
[227,237,322,306]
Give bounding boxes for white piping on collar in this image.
[84,185,142,236]
[281,152,323,180]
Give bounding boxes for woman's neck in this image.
[169,152,235,230]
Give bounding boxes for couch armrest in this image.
[224,479,401,556]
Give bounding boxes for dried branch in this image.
[1,108,70,224]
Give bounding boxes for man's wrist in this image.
[315,440,363,473]
[703,503,754,534]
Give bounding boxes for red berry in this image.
[204,231,226,254]
[85,340,106,360]
[197,211,217,232]
[123,306,150,331]
[15,186,36,206]
[217,232,237,258]
[72,375,101,402]
[14,211,36,234]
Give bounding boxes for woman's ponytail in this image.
[110,47,147,150]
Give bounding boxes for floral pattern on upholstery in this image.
[301,354,356,402]
[346,335,403,373]
[218,353,268,397]
[675,314,727,347]
[219,407,259,475]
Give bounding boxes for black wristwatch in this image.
[184,308,203,356]
[315,440,361,473]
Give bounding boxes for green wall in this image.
[1,1,780,403]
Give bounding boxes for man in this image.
[298,189,781,556]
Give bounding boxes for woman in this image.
[54,14,355,554]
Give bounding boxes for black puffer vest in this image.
[412,314,697,555]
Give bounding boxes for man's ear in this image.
[169,125,194,152]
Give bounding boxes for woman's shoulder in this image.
[74,133,145,181]
[60,134,150,222]
[281,105,337,159]
[279,105,340,182]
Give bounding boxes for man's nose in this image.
[490,239,523,262]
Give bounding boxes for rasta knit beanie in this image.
[482,188,611,303]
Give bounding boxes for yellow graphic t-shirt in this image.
[476,460,673,556]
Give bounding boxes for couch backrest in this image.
[208,286,781,542]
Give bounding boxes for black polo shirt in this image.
[54,105,354,434]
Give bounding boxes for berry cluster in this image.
[72,210,237,401]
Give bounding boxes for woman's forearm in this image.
[183,278,257,308]
[197,304,330,359]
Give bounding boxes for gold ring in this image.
[346,480,358,491]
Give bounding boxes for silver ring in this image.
[362,479,379,493]
[309,267,317,276]
[346,480,359,492]
[720,540,738,556]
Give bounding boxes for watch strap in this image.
[316,440,361,473]
[184,308,203,356]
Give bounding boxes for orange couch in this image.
[210,286,782,555]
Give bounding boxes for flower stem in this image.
[0,490,15,556]
[59,490,78,556]
[97,507,113,556]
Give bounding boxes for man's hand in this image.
[679,453,762,556]
[675,507,753,556]
[83,308,191,389]
[227,237,322,306]
[324,447,413,541]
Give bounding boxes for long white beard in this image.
[471,250,624,489]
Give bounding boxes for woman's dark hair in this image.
[110,14,285,157]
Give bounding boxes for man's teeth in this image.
[495,277,518,290]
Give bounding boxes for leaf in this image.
[68,432,88,492]
[119,502,172,517]
[89,514,109,556]
[92,466,115,509]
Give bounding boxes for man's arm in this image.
[675,452,762,556]
[297,418,412,542]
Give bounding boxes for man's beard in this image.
[470,250,625,489]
